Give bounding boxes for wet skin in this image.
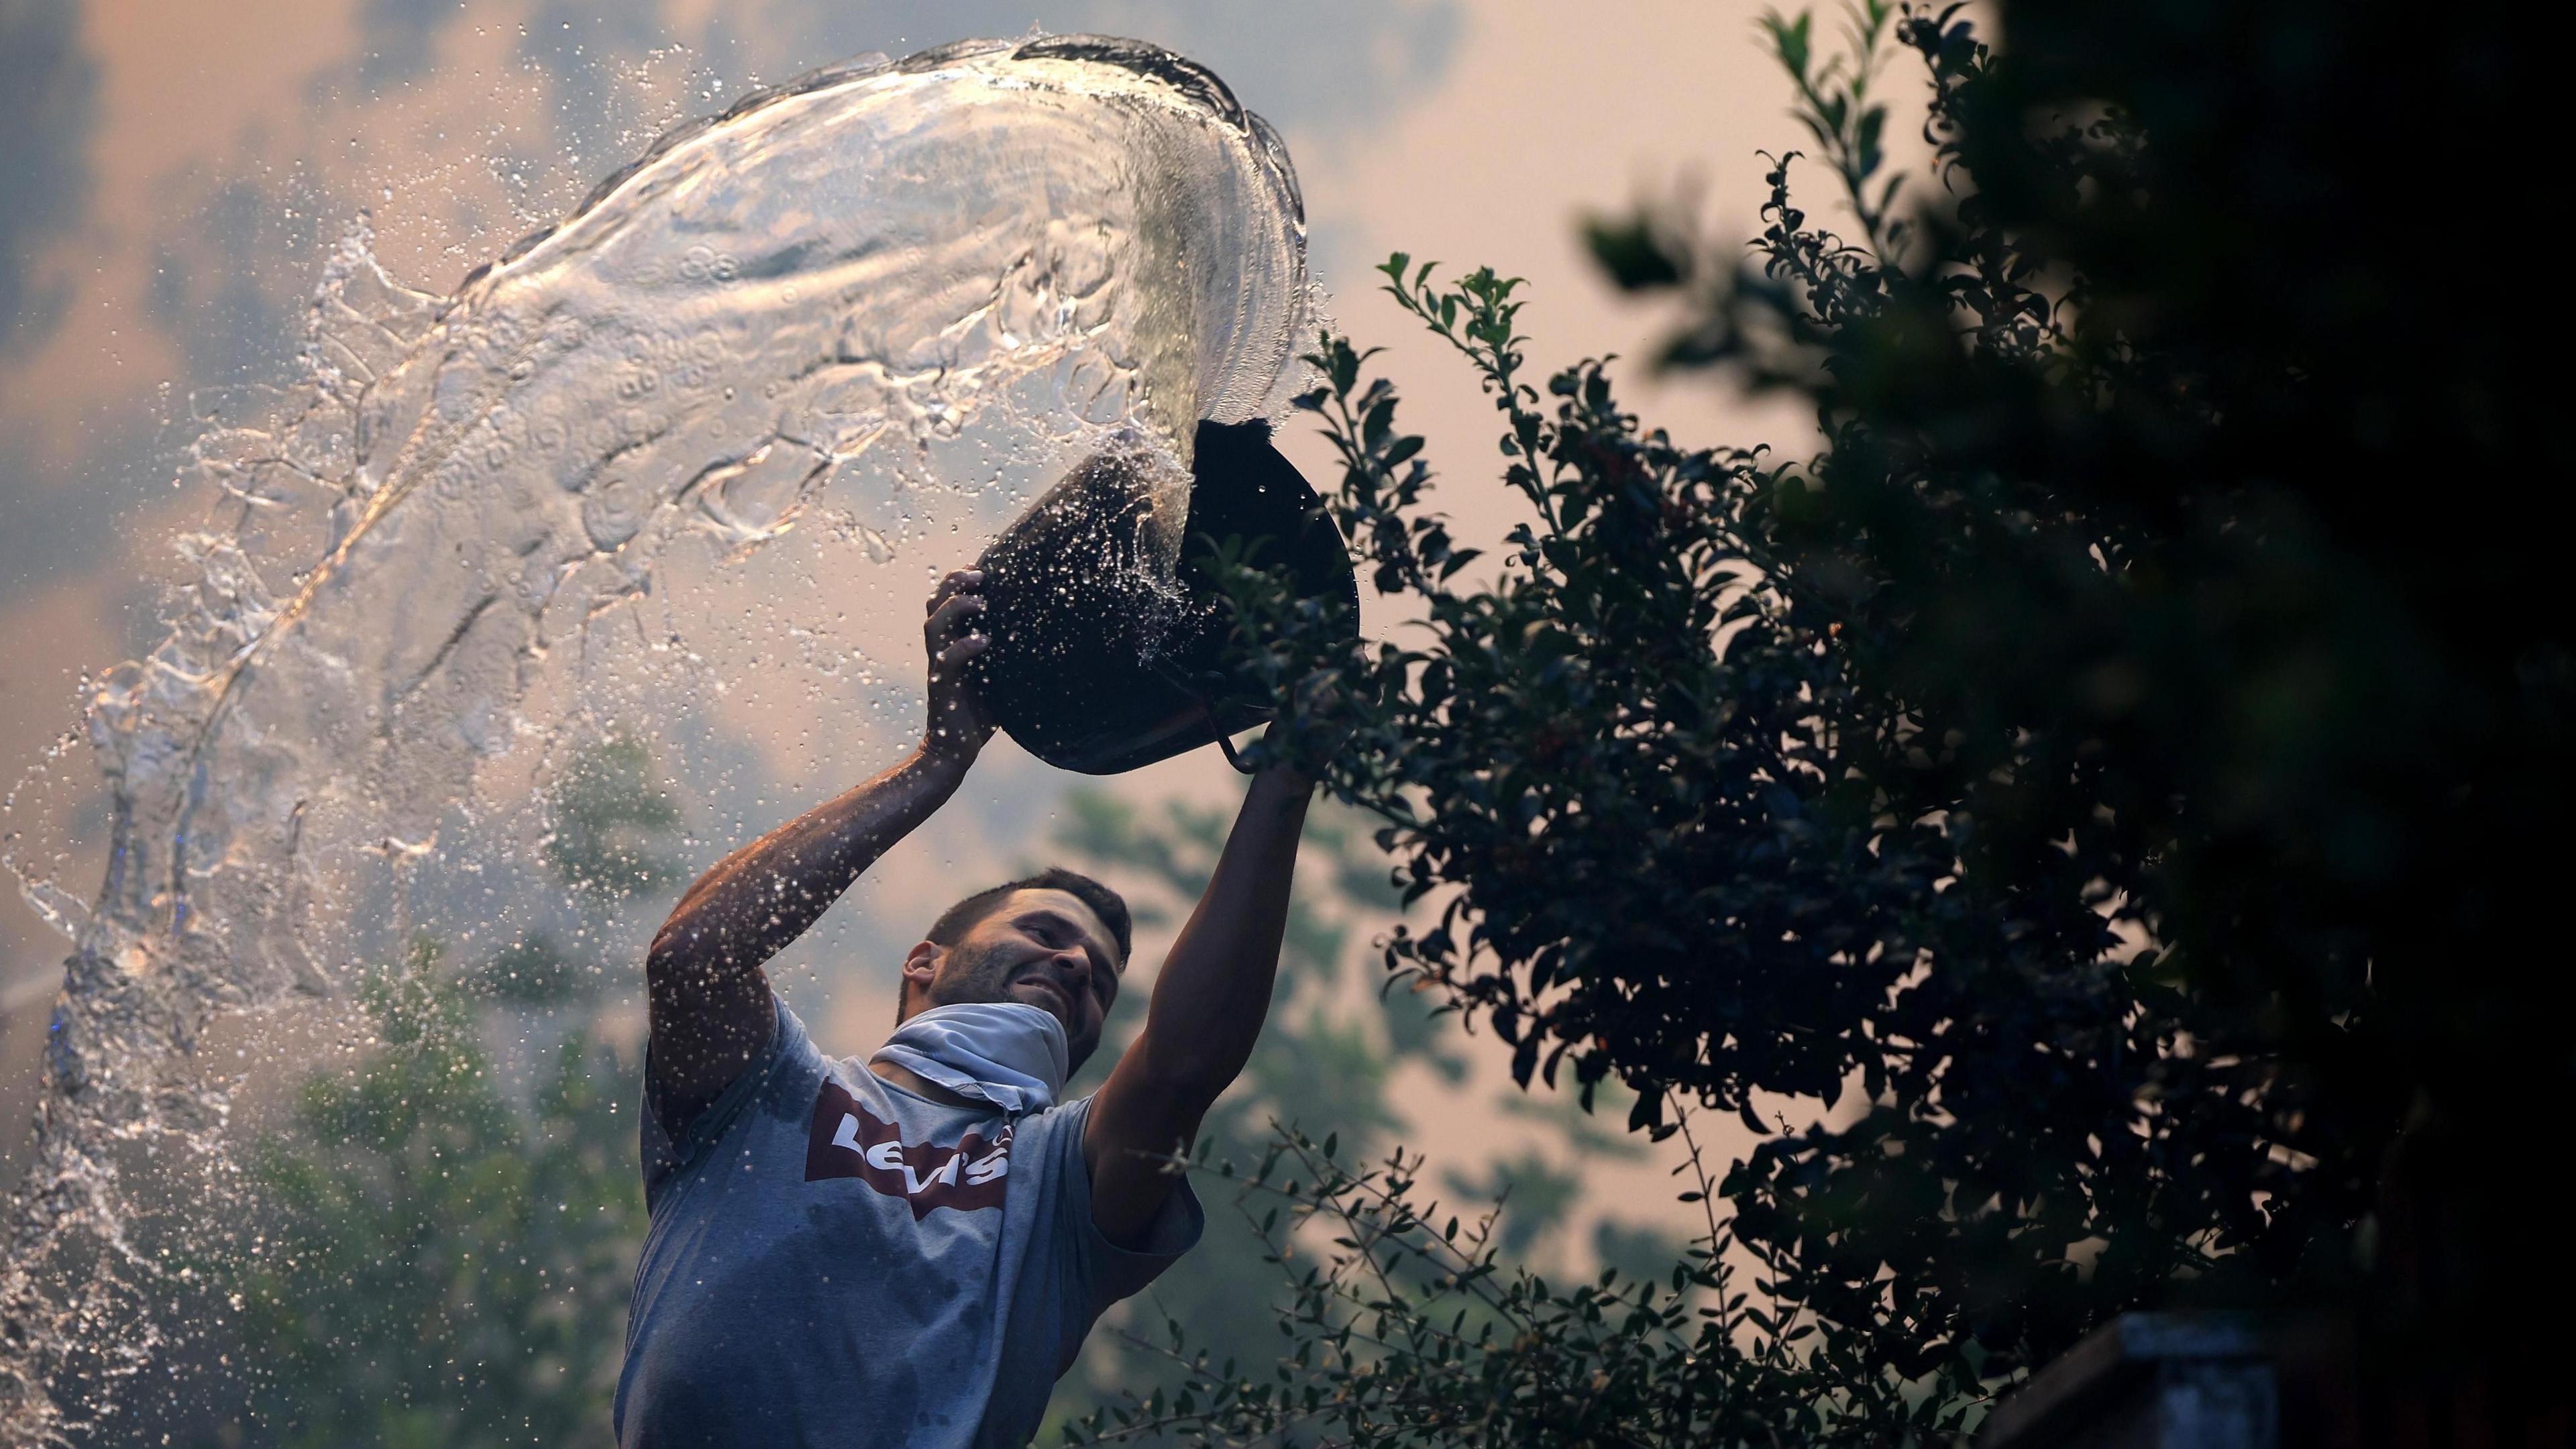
[646,564,1319,1249]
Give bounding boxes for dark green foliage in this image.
[205,731,681,1445]
[480,934,588,1006]
[541,733,684,905]
[1152,0,2571,1437]
[222,951,644,1447]
[1067,1123,1941,1447]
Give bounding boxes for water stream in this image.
[0,35,1309,1439]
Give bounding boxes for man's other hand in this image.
[923,567,998,767]
[1256,669,1354,785]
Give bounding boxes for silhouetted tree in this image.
[1115,0,2570,1440]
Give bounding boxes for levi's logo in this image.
[804,1079,1010,1218]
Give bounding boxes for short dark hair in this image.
[923,866,1133,967]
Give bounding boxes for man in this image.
[614,566,1319,1448]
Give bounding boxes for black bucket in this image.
[967,417,1357,774]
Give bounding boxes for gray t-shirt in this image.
[615,998,1202,1448]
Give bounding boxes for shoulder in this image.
[1004,1094,1096,1177]
[1023,1091,1096,1138]
[689,1000,830,1131]
[760,998,833,1093]
[641,998,830,1199]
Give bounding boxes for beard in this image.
[922,936,1099,1073]
[924,936,1025,1010]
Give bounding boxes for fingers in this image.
[918,567,999,763]
[924,567,985,616]
[925,590,987,648]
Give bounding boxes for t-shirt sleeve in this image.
[1043,1095,1205,1325]
[639,995,820,1205]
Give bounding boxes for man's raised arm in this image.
[645,568,996,1130]
[1083,757,1314,1246]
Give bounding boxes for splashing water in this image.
[0,35,1309,1438]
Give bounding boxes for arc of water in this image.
[1,35,1311,1439]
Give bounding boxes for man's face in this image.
[919,888,1124,1072]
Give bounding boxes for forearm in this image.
[644,746,973,1122]
[649,747,971,983]
[1130,764,1313,1094]
[645,566,996,1126]
[1085,762,1316,1242]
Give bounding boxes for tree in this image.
[1110,0,2572,1439]
[201,733,679,1446]
[538,733,685,910]
[220,950,643,1448]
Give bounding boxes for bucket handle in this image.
[1153,661,1260,775]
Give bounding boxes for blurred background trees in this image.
[197,734,678,1445]
[222,954,643,1448]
